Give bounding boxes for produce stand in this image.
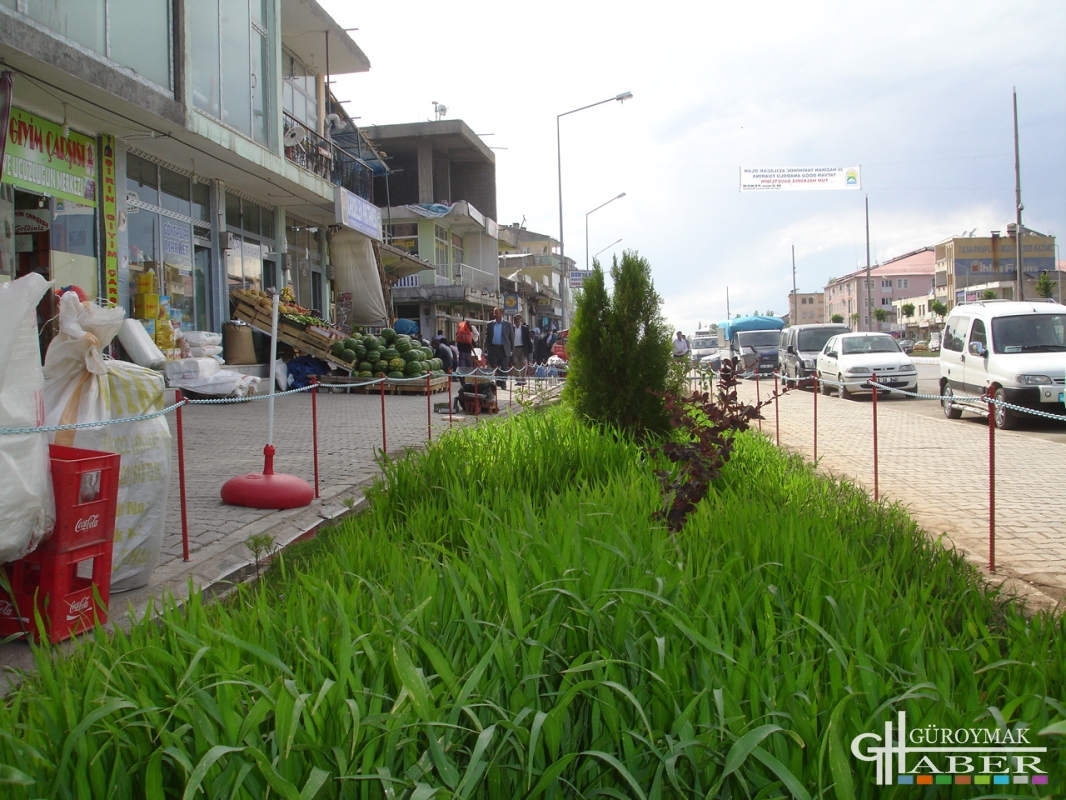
[319,374,450,396]
[231,297,357,371]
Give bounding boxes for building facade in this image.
[0,0,385,352]
[497,224,565,332]
[787,291,826,325]
[824,247,935,332]
[934,227,1057,309]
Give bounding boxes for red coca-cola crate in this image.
[0,538,113,642]
[42,444,121,553]
[0,445,119,643]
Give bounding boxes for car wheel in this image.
[838,375,851,399]
[942,385,962,418]
[994,387,1017,430]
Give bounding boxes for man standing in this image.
[512,315,533,381]
[484,306,513,388]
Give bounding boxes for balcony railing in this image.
[395,271,452,288]
[453,262,498,292]
[283,113,373,203]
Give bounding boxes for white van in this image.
[939,300,1066,429]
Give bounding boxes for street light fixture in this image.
[594,238,623,261]
[557,91,633,324]
[586,192,626,270]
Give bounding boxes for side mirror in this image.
[968,341,986,357]
[786,345,795,354]
[827,350,838,359]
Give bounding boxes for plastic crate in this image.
[0,538,113,642]
[43,444,120,553]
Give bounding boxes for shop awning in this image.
[331,228,388,326]
[378,243,434,280]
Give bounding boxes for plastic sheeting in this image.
[331,228,388,326]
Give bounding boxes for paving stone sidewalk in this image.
[735,379,1066,610]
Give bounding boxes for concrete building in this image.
[497,224,566,332]
[787,291,826,325]
[824,247,935,332]
[0,0,388,346]
[934,227,1057,309]
[361,120,501,339]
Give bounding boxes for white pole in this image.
[267,292,280,447]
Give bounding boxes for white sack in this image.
[188,344,223,358]
[183,331,223,347]
[44,294,170,592]
[0,273,55,562]
[169,370,261,398]
[117,317,166,370]
[165,357,221,381]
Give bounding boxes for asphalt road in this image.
[811,362,1066,445]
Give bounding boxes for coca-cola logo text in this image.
[74,514,100,533]
[68,597,92,615]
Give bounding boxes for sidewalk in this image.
[0,378,551,682]
[737,379,1066,611]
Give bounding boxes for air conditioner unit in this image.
[220,232,237,250]
[326,264,335,280]
[283,253,294,271]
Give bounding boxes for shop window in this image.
[225,191,242,229]
[160,168,191,217]
[126,153,159,207]
[26,0,105,60]
[261,208,275,240]
[283,51,318,130]
[243,202,261,236]
[192,181,211,224]
[51,200,97,259]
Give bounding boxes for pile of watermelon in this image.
[328,328,446,379]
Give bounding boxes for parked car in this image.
[939,300,1066,429]
[899,339,915,353]
[815,332,918,398]
[690,335,718,363]
[779,323,851,388]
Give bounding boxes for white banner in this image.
[569,270,591,289]
[740,166,860,192]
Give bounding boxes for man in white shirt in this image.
[672,331,690,359]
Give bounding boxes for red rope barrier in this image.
[379,374,387,455]
[988,396,996,572]
[812,375,818,462]
[774,372,780,447]
[310,376,320,498]
[447,370,453,428]
[174,390,190,562]
[871,374,879,502]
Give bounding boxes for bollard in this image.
[448,370,453,428]
[174,390,190,562]
[774,372,780,447]
[988,395,996,572]
[474,374,480,419]
[812,374,818,462]
[871,373,879,502]
[379,374,387,455]
[426,372,432,441]
[755,371,761,432]
[311,376,320,498]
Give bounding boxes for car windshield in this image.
[692,338,715,349]
[841,336,900,355]
[991,314,1066,353]
[798,328,844,352]
[736,330,780,347]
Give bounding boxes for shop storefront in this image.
[0,106,99,351]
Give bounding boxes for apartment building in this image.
[497,224,567,332]
[787,291,826,325]
[824,247,935,332]
[934,227,1057,309]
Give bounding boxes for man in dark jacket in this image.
[483,306,513,388]
[431,336,454,373]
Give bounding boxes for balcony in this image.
[283,113,374,203]
[395,270,452,288]
[453,263,498,292]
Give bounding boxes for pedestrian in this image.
[455,318,476,371]
[483,306,513,388]
[533,327,550,364]
[512,315,533,381]
[672,330,690,360]
[431,336,454,373]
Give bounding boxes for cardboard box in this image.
[133,293,159,320]
[136,271,157,294]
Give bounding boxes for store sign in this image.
[502,293,519,313]
[569,270,591,289]
[740,166,860,192]
[162,219,192,273]
[101,135,119,306]
[14,209,49,233]
[335,186,382,241]
[2,107,97,206]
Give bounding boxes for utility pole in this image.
[1013,87,1025,301]
[865,196,872,331]
[726,286,730,319]
[792,245,797,323]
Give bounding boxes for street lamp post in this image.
[586,192,626,270]
[557,91,632,324]
[593,238,623,262]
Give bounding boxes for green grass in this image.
[0,408,1062,798]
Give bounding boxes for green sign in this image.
[2,106,97,207]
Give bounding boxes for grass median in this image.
[0,407,1062,798]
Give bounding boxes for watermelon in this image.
[387,371,405,379]
[402,350,419,364]
[382,347,399,361]
[343,338,359,351]
[395,333,411,344]
[404,361,421,376]
[350,332,363,340]
[380,328,397,344]
[374,360,389,374]
[358,361,372,373]
[388,358,406,372]
[354,344,367,359]
[362,335,378,350]
[365,349,381,363]
[431,358,442,370]
[358,370,372,378]
[330,341,346,357]
[395,339,411,354]
[340,348,357,363]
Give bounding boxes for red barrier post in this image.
[871,373,879,502]
[426,372,432,441]
[474,374,480,419]
[812,374,818,461]
[174,390,190,562]
[988,395,996,572]
[755,371,762,431]
[310,376,320,498]
[447,370,453,427]
[774,372,780,447]
[379,374,387,455]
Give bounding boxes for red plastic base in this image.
[220,445,314,509]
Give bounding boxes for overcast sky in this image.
[323,0,1066,332]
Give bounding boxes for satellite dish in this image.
[437,104,447,117]
[283,127,306,147]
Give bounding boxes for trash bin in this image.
[0,445,120,643]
